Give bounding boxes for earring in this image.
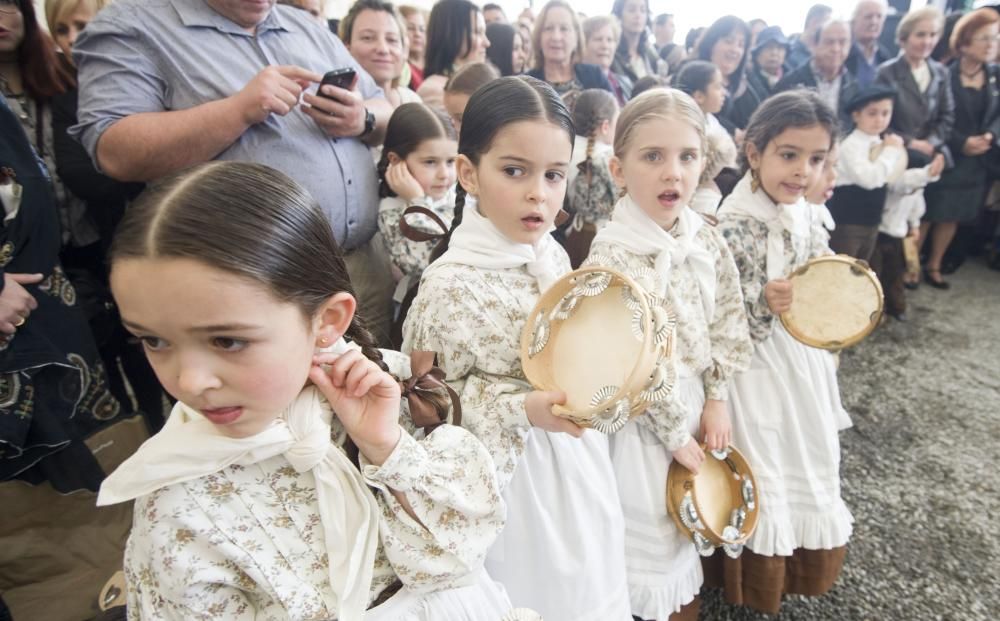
[750,169,761,194]
[319,337,329,346]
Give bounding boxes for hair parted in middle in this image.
[430,75,575,261]
[613,87,707,161]
[377,103,457,199]
[740,89,839,173]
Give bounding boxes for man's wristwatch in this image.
[360,108,376,137]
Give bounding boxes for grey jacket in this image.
[875,56,956,166]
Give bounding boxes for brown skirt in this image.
[702,546,847,614]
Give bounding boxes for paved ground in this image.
[701,259,1000,620]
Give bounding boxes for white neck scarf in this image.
[424,195,560,291]
[593,195,717,321]
[717,173,810,280]
[98,339,380,621]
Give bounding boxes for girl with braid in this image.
[567,88,619,265]
[402,76,632,621]
[96,162,510,620]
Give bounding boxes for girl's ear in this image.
[313,292,357,348]
[608,154,627,190]
[387,151,401,165]
[692,90,708,108]
[745,141,762,173]
[455,154,479,196]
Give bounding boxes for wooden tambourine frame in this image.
[869,143,909,184]
[520,266,674,433]
[666,445,760,558]
[780,254,884,350]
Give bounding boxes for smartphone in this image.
[319,68,357,98]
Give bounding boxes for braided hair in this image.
[571,89,618,179]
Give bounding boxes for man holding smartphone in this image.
[70,0,396,344]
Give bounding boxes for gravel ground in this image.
[700,259,1000,620]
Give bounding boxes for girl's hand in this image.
[386,161,425,202]
[699,399,731,451]
[310,350,402,465]
[908,227,920,239]
[928,153,946,178]
[525,390,584,437]
[883,134,904,149]
[765,278,793,314]
[671,437,704,474]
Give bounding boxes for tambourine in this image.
[869,143,909,184]
[520,266,676,434]
[780,254,884,350]
[666,445,760,558]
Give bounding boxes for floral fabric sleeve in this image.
[401,268,533,490]
[124,494,259,621]
[719,217,774,344]
[702,228,754,400]
[360,426,504,592]
[377,196,449,279]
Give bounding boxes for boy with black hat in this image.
[827,83,907,263]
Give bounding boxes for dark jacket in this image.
[774,61,859,130]
[729,66,781,129]
[845,41,892,87]
[611,41,662,84]
[527,63,613,93]
[875,56,956,166]
[925,61,1000,223]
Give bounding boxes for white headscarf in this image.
[593,195,718,321]
[717,173,811,280]
[98,339,381,620]
[424,195,561,290]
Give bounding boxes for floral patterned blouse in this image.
[377,191,455,284]
[585,224,753,450]
[123,356,504,620]
[717,206,833,344]
[401,251,571,489]
[569,149,618,230]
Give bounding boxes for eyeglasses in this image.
[971,34,1000,44]
[0,0,20,15]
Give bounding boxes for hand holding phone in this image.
[319,68,357,98]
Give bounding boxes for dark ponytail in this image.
[672,60,720,98]
[429,76,575,261]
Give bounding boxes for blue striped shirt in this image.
[70,0,384,250]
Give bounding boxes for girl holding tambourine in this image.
[584,88,754,621]
[715,91,853,614]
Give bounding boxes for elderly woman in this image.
[341,0,419,109]
[923,9,1000,284]
[417,0,489,107]
[610,0,663,83]
[582,15,630,105]
[526,0,611,108]
[876,6,955,289]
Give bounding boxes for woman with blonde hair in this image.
[875,6,956,288]
[582,15,631,105]
[525,0,612,107]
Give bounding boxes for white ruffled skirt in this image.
[609,375,705,620]
[728,324,854,557]
[367,570,512,620]
[485,428,632,621]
